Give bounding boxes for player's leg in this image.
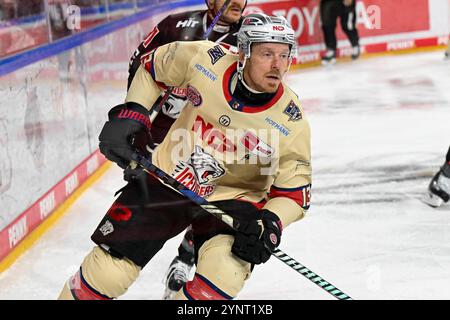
[58,246,140,300]
[424,146,450,207]
[320,1,340,65]
[340,2,360,60]
[162,226,195,300]
[175,234,251,300]
[58,173,195,299]
[174,199,265,300]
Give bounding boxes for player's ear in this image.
[238,51,245,62]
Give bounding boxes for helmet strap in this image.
[239,74,263,93]
[237,55,264,94]
[237,51,249,81]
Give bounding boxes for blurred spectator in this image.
[16,0,44,17]
[0,0,182,58]
[320,0,360,65]
[72,0,102,6]
[0,0,43,20]
[0,0,16,21]
[71,0,110,30]
[48,0,73,40]
[107,0,137,20]
[0,0,48,57]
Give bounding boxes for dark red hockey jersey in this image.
[128,10,242,144]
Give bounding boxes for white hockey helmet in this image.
[237,13,297,60]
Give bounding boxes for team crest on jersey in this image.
[186,85,202,107]
[99,220,114,236]
[208,45,225,65]
[162,88,188,118]
[172,146,225,197]
[283,100,302,121]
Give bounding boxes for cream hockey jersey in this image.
[126,40,312,227]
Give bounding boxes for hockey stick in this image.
[148,0,232,122]
[130,153,353,300]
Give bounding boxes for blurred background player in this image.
[447,0,450,59]
[445,42,450,58]
[127,0,247,299]
[319,0,360,65]
[424,146,450,208]
[426,3,449,205]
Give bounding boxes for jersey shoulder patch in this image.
[283,100,303,122]
[207,45,226,65]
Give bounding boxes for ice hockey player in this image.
[57,13,311,300]
[424,146,450,208]
[127,0,246,299]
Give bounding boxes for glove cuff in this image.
[108,103,151,130]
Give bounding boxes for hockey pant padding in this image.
[64,246,140,299]
[175,234,251,300]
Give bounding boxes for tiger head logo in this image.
[188,145,225,184]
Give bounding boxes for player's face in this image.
[213,0,245,24]
[242,43,291,93]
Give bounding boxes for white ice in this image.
[1,50,449,300]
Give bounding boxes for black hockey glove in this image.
[232,209,283,265]
[99,102,154,169]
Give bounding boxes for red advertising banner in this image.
[358,0,430,36]
[245,0,431,48]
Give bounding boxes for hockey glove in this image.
[99,102,154,169]
[232,209,282,265]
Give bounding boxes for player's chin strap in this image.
[130,152,353,301]
[237,59,246,82]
